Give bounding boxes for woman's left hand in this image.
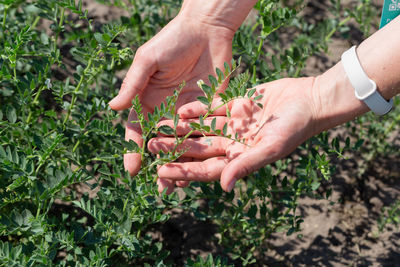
[148,77,322,193]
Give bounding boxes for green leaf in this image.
[158,125,174,135]
[7,176,26,191]
[189,122,200,130]
[98,166,112,176]
[247,88,256,98]
[6,106,16,123]
[311,181,320,191]
[183,187,196,198]
[254,95,263,101]
[211,118,216,132]
[76,65,84,75]
[200,84,212,97]
[123,140,139,152]
[196,96,209,106]
[94,32,107,45]
[208,75,218,90]
[224,62,231,75]
[222,123,228,136]
[247,205,257,218]
[354,139,364,150]
[216,68,224,82]
[199,115,204,127]
[272,55,281,71]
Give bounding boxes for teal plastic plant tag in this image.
[380,0,400,28]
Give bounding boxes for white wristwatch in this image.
[341,46,393,116]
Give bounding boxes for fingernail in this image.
[227,179,236,192]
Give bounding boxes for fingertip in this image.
[124,153,142,176]
[220,161,243,192]
[108,93,132,111]
[157,164,170,178]
[157,178,175,195]
[226,179,237,192]
[108,96,121,110]
[220,172,237,192]
[147,138,156,153]
[177,106,191,119]
[177,101,206,119]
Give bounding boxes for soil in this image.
[81,0,400,266]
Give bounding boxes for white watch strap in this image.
[341,46,393,116]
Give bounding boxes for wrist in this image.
[310,62,368,134]
[178,0,257,34]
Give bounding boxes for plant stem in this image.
[31,16,40,29]
[63,58,93,127]
[2,6,7,30]
[36,201,42,218]
[13,66,17,81]
[325,17,350,42]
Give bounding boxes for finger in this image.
[123,107,149,176]
[124,124,143,176]
[177,97,229,119]
[175,157,194,188]
[148,136,229,159]
[157,178,175,195]
[221,141,284,192]
[156,116,229,136]
[109,48,157,110]
[158,157,228,182]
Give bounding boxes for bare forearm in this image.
[179,0,258,33]
[313,16,400,133]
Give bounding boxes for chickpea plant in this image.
[1,0,398,266]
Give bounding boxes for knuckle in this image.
[134,46,151,63]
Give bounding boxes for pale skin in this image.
[109,0,257,191]
[149,15,400,193]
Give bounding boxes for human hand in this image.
[109,14,234,181]
[148,77,322,192]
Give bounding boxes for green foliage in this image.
[378,200,400,232]
[1,0,397,266]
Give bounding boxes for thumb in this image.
[109,49,156,110]
[220,143,282,192]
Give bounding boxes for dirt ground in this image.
[82,0,400,266]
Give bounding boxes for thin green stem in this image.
[73,140,80,153]
[325,17,350,42]
[63,58,93,127]
[2,6,7,30]
[58,7,65,28]
[36,201,42,218]
[31,16,40,29]
[13,66,17,81]
[294,64,303,78]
